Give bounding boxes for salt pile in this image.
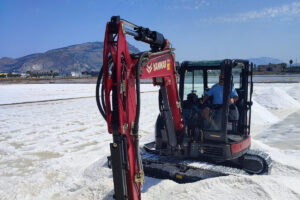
[254,87,300,110]
[287,83,300,101]
[251,99,280,125]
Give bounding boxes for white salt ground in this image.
[0,83,300,200]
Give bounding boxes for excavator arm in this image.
[96,16,183,200]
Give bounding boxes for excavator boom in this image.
[98,16,183,200]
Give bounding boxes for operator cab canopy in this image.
[178,59,252,140]
[178,59,250,102]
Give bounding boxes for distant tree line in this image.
[81,71,100,77]
[26,71,59,77]
[7,73,21,77]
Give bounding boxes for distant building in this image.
[287,66,300,72]
[81,71,91,77]
[8,72,21,77]
[90,71,99,77]
[257,63,286,72]
[21,73,29,78]
[71,71,81,77]
[81,71,99,77]
[0,73,8,78]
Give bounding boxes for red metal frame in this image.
[103,21,140,200]
[103,20,183,200]
[139,52,184,131]
[231,136,251,154]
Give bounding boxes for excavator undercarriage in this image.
[142,142,272,183]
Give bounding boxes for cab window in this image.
[207,70,221,88]
[183,70,204,100]
[232,64,243,89]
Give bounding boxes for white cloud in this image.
[201,2,300,23]
[167,0,209,10]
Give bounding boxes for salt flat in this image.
[0,83,300,200]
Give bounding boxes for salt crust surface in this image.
[0,83,300,200]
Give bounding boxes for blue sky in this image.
[0,0,300,63]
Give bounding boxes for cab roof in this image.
[181,59,250,70]
[182,60,224,68]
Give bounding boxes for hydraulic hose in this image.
[97,52,149,181]
[133,51,150,176]
[96,66,107,120]
[133,52,151,134]
[248,63,254,133]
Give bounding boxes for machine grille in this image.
[202,146,223,156]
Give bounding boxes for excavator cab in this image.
[179,59,253,151]
[143,59,271,183]
[152,59,255,161]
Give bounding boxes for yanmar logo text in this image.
[146,59,170,73]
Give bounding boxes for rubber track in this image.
[141,148,272,183]
[141,151,247,183]
[244,149,272,175]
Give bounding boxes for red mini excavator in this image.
[96,16,272,200]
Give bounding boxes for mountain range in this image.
[0,43,288,74]
[0,42,139,74]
